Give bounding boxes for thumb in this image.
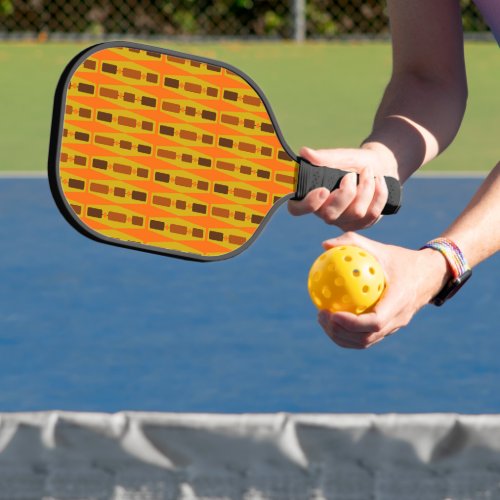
[299,146,365,170]
[322,231,369,250]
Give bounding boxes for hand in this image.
[288,145,398,231]
[316,232,451,349]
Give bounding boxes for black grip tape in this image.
[293,157,402,215]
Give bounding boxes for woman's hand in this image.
[316,232,451,349]
[288,145,398,231]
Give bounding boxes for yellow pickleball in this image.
[308,245,385,314]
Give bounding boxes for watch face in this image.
[432,269,472,306]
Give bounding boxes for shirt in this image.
[473,0,500,45]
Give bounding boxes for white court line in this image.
[0,170,489,179]
[0,171,47,178]
[414,170,487,179]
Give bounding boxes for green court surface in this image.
[0,41,497,173]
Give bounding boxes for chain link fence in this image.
[0,0,491,40]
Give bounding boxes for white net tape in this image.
[0,412,500,499]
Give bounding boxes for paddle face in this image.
[49,41,299,261]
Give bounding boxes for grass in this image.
[0,40,497,172]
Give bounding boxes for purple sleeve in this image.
[473,0,500,44]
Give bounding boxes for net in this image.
[1,412,500,499]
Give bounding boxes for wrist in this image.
[418,248,452,303]
[361,141,399,178]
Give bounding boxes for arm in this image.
[364,0,468,181]
[318,163,500,349]
[288,0,467,228]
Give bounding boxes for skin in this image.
[290,0,499,348]
[319,164,499,349]
[289,0,468,229]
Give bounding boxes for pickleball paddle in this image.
[48,41,401,261]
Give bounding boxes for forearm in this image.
[361,0,467,183]
[441,162,500,267]
[363,73,467,182]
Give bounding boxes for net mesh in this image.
[0,0,491,39]
[1,412,500,500]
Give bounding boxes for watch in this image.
[421,238,472,306]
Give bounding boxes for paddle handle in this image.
[294,157,402,215]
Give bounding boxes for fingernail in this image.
[318,188,329,200]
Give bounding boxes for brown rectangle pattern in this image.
[153,195,171,207]
[185,82,202,94]
[108,211,127,223]
[209,231,224,242]
[180,130,197,141]
[123,68,141,80]
[175,177,192,187]
[276,173,295,184]
[87,207,102,218]
[89,182,109,194]
[118,116,136,128]
[234,188,252,199]
[212,207,230,218]
[99,87,118,99]
[150,220,165,231]
[97,111,112,122]
[113,163,132,175]
[170,224,187,235]
[157,149,176,160]
[95,135,114,146]
[132,191,147,201]
[68,179,85,190]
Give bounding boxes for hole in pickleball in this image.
[342,295,351,304]
[359,251,367,257]
[344,256,352,262]
[369,267,376,275]
[362,285,369,293]
[322,286,332,299]
[313,271,321,282]
[313,294,322,307]
[334,277,344,287]
[352,269,360,277]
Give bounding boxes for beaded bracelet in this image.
[421,237,472,306]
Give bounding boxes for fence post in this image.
[292,0,306,42]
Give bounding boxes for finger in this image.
[321,324,365,349]
[288,188,330,216]
[330,311,385,335]
[343,164,376,220]
[330,316,391,349]
[332,297,400,339]
[315,172,357,224]
[319,311,372,349]
[330,336,365,349]
[363,175,389,224]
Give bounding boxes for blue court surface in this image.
[0,176,498,413]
